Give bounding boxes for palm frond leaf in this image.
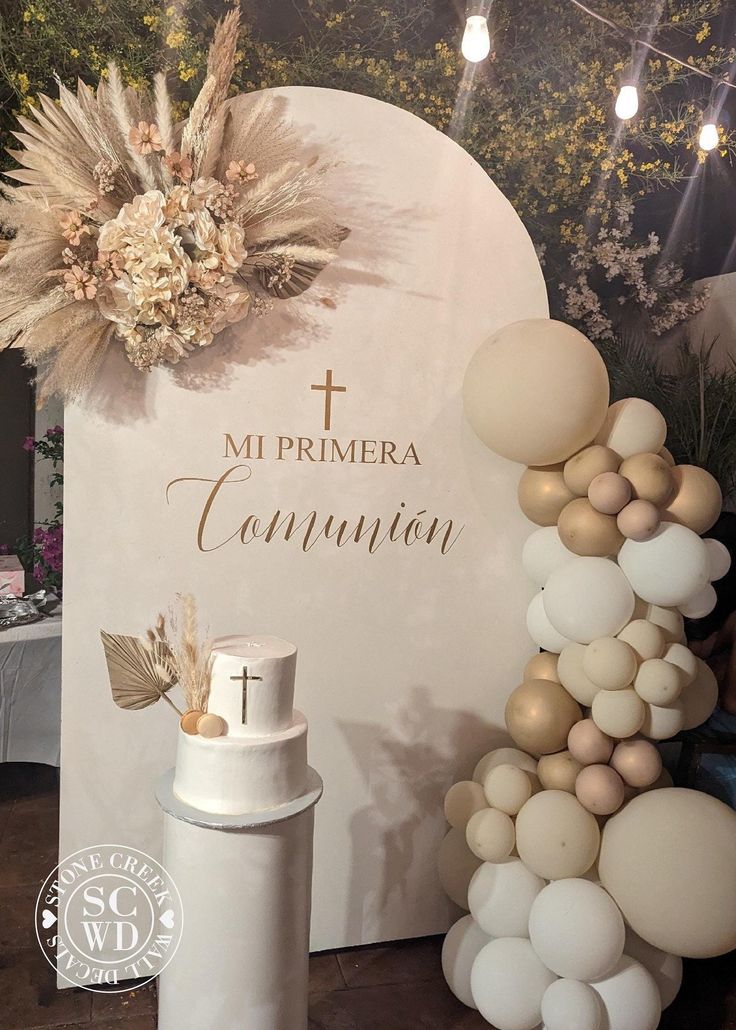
[100,631,180,713]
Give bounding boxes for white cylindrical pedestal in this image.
[156,767,322,1030]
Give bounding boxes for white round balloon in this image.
[441,914,491,1009]
[618,523,710,607]
[468,857,545,938]
[595,398,667,460]
[529,879,625,981]
[678,582,717,619]
[543,557,635,644]
[624,926,682,1010]
[522,526,577,586]
[541,978,602,1030]
[471,937,557,1030]
[590,956,661,1030]
[705,537,731,581]
[528,590,573,652]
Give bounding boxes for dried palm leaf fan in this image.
[100,631,181,715]
[0,4,346,403]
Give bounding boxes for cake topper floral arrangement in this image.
[0,6,345,401]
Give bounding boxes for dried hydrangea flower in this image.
[129,121,164,155]
[93,159,117,194]
[208,184,237,220]
[225,160,258,184]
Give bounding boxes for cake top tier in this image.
[207,635,298,738]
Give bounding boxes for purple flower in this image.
[33,563,44,580]
[23,436,36,452]
[47,425,64,438]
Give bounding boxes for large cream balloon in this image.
[623,927,682,1010]
[663,464,722,535]
[543,557,635,644]
[599,788,736,957]
[518,464,577,526]
[468,857,545,937]
[516,790,600,880]
[471,937,557,1030]
[437,827,483,909]
[505,679,582,756]
[529,878,625,981]
[463,319,610,466]
[441,914,491,1009]
[618,523,710,608]
[590,956,661,1030]
[595,398,667,460]
[522,526,576,586]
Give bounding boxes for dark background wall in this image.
[0,352,34,551]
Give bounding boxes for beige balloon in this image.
[524,651,561,683]
[438,827,482,909]
[663,643,698,686]
[568,718,615,766]
[484,763,533,815]
[473,746,538,785]
[575,763,626,816]
[537,750,583,793]
[564,444,621,496]
[634,658,684,707]
[595,398,667,459]
[505,679,582,756]
[617,619,666,661]
[645,605,685,644]
[659,446,676,467]
[616,500,661,542]
[599,789,736,957]
[444,780,488,829]
[558,498,625,557]
[465,807,516,863]
[640,701,685,740]
[518,464,577,526]
[515,790,601,880]
[663,465,722,535]
[558,642,600,706]
[680,658,719,731]
[619,453,675,506]
[592,688,646,738]
[463,319,610,466]
[610,740,662,788]
[583,637,637,690]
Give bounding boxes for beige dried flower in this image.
[93,159,117,194]
[164,151,193,181]
[129,121,164,156]
[58,210,91,246]
[63,264,97,301]
[225,160,257,184]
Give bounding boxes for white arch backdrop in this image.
[59,86,548,961]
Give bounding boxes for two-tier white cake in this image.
[173,635,308,815]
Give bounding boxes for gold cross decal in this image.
[230,666,262,724]
[311,369,347,432]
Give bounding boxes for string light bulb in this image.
[615,83,639,120]
[462,15,491,63]
[699,111,719,152]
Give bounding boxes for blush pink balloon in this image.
[575,764,626,816]
[588,472,632,515]
[568,718,615,766]
[616,499,661,542]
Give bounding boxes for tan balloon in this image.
[524,651,560,683]
[518,464,577,526]
[537,750,583,793]
[610,740,662,788]
[505,679,582,756]
[619,453,675,506]
[617,619,666,661]
[564,444,621,496]
[599,789,736,957]
[444,780,488,829]
[663,465,722,535]
[568,718,614,766]
[575,764,626,816]
[659,446,675,467]
[463,319,611,466]
[592,688,646,738]
[588,471,632,515]
[515,790,601,880]
[583,637,637,690]
[680,658,719,731]
[438,827,482,909]
[484,764,533,815]
[634,658,684,707]
[465,807,516,862]
[558,642,600,706]
[616,500,660,542]
[558,498,624,557]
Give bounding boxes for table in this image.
[0,613,62,766]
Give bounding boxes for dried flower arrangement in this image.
[101,593,220,738]
[0,6,345,402]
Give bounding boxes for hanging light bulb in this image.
[615,83,639,120]
[462,15,491,63]
[699,112,719,152]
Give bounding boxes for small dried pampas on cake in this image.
[0,4,346,403]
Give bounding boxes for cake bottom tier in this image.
[173,711,308,815]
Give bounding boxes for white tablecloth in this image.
[0,614,61,765]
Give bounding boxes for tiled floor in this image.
[1,764,735,1030]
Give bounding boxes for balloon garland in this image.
[440,318,736,1030]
